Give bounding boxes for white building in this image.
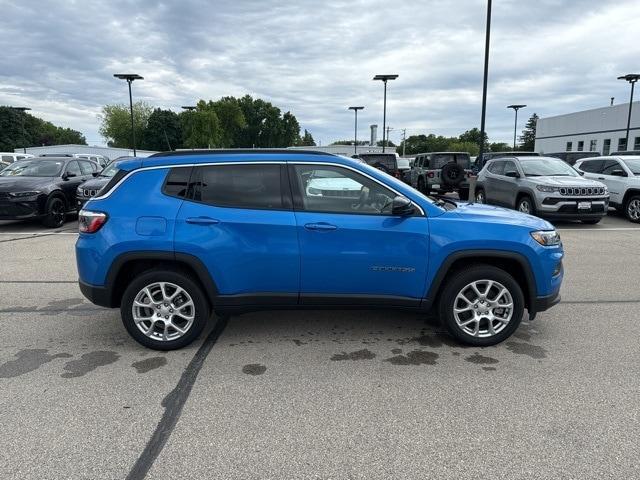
[15,144,158,160]
[287,144,392,157]
[535,101,640,155]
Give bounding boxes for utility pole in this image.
[478,0,492,163]
[401,128,407,157]
[114,74,144,155]
[618,74,640,150]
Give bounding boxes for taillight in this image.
[79,210,108,233]
[427,171,435,178]
[394,171,402,178]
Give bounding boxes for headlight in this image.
[76,186,83,194]
[8,191,40,198]
[536,185,559,193]
[531,230,561,246]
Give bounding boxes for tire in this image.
[441,162,464,186]
[624,195,640,223]
[516,195,536,215]
[439,265,525,347]
[475,188,486,204]
[120,269,211,350]
[458,188,469,201]
[42,196,66,228]
[417,177,425,194]
[581,218,601,225]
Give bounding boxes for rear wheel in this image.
[624,195,640,223]
[475,188,486,204]
[439,265,525,346]
[42,196,66,228]
[516,195,536,215]
[120,269,210,350]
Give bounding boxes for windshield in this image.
[99,162,119,178]
[0,160,63,177]
[519,158,579,177]
[622,158,640,175]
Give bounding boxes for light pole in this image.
[11,107,31,153]
[507,104,526,150]
[478,0,492,163]
[618,74,640,151]
[348,106,364,155]
[373,74,398,152]
[114,73,144,155]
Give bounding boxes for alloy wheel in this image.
[51,201,65,226]
[518,199,531,214]
[627,199,640,221]
[476,191,485,204]
[452,279,514,338]
[132,282,195,342]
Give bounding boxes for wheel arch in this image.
[424,250,537,315]
[622,188,640,205]
[515,188,536,209]
[105,251,218,308]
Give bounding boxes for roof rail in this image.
[148,149,335,158]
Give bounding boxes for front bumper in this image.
[537,196,608,219]
[0,200,40,220]
[534,290,561,313]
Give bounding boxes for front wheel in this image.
[120,270,211,350]
[439,265,525,346]
[42,196,66,228]
[516,195,536,215]
[625,195,640,223]
[475,188,486,204]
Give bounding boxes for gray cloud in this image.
[1,0,637,146]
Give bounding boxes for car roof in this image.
[117,150,345,172]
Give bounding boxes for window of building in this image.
[566,141,572,151]
[634,137,640,151]
[193,164,284,210]
[292,164,395,215]
[577,141,584,151]
[589,139,597,152]
[618,138,627,152]
[603,139,611,155]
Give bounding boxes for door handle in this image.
[186,216,220,225]
[304,222,337,231]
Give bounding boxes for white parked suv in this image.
[575,156,640,223]
[0,152,34,169]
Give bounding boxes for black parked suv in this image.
[354,153,405,180]
[76,158,126,209]
[0,157,98,227]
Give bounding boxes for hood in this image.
[527,175,604,187]
[452,202,553,230]
[78,177,110,190]
[0,176,55,192]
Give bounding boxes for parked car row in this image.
[0,155,124,227]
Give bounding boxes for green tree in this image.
[141,109,182,151]
[518,113,538,151]
[281,111,301,147]
[459,128,488,150]
[211,97,246,147]
[489,142,510,152]
[299,129,316,146]
[448,141,479,156]
[180,100,221,149]
[99,101,152,148]
[0,106,85,151]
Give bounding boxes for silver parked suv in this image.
[476,156,609,224]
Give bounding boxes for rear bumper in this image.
[79,280,114,308]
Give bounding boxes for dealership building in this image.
[535,101,640,155]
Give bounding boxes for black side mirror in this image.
[92,172,99,177]
[578,171,584,176]
[505,170,520,178]
[391,195,414,216]
[611,169,627,177]
[65,172,76,179]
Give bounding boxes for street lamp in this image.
[114,73,144,155]
[507,104,526,150]
[478,0,492,163]
[11,107,31,153]
[348,106,364,155]
[373,74,398,152]
[617,74,640,151]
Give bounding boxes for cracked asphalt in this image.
[0,214,638,479]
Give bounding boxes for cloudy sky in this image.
[1,0,638,147]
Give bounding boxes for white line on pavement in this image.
[557,227,640,231]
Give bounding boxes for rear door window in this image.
[193,164,284,210]
[66,161,82,177]
[79,161,94,175]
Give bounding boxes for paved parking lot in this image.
[1,213,639,479]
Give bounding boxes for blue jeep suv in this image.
[76,150,563,350]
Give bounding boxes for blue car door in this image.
[173,163,299,302]
[289,162,429,303]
